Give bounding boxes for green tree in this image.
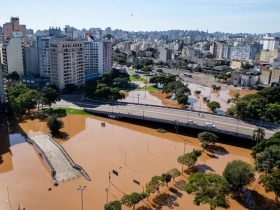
[255,145,280,173]
[176,93,188,105]
[177,152,199,171]
[47,116,64,135]
[6,71,20,81]
[260,168,280,202]
[145,176,162,195]
[104,200,122,210]
[251,132,280,158]
[121,192,144,210]
[185,173,229,210]
[223,160,255,195]
[252,128,265,144]
[264,103,280,123]
[198,132,218,151]
[207,101,221,112]
[161,173,172,187]
[41,86,60,107]
[142,66,152,72]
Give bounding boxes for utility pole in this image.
[77,185,87,210]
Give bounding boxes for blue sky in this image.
[1,0,279,33]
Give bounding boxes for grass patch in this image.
[129,75,144,81]
[53,107,89,115]
[139,85,160,92]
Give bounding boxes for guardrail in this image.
[84,108,252,139]
[27,132,91,183]
[81,97,278,128]
[26,135,58,185]
[50,136,91,181]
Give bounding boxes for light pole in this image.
[77,185,87,210]
[137,94,140,104]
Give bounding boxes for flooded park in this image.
[0,114,277,210]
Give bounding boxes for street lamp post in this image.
[77,185,87,210]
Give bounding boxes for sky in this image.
[0,0,280,33]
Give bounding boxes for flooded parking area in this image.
[0,115,270,210]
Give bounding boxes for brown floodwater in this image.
[0,115,275,210]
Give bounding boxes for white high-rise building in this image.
[2,32,25,76]
[49,39,85,89]
[84,36,112,76]
[261,34,279,51]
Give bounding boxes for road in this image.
[54,100,279,139]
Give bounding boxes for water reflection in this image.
[8,133,26,146]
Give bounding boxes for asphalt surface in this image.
[54,100,279,139]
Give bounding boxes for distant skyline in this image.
[1,0,280,34]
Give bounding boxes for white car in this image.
[187,120,195,124]
[204,122,216,128]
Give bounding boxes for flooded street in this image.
[0,115,270,210]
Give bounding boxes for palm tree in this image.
[252,128,265,144]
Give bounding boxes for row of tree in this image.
[84,70,129,100]
[105,130,280,210]
[149,74,190,105]
[227,86,280,123]
[7,83,60,115]
[104,170,178,210]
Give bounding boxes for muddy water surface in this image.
[0,115,270,210]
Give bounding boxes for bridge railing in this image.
[48,136,91,181]
[80,97,278,128]
[26,135,58,185]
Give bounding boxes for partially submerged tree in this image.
[145,176,162,195]
[223,160,255,195]
[177,151,200,172]
[104,200,122,210]
[47,116,64,135]
[198,132,218,151]
[260,168,280,203]
[185,172,229,210]
[255,145,280,173]
[161,173,172,187]
[121,192,145,210]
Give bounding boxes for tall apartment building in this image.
[49,39,85,89]
[158,47,172,63]
[2,17,27,46]
[211,41,229,59]
[37,36,51,78]
[229,45,257,61]
[2,32,25,76]
[260,67,280,86]
[260,34,279,51]
[25,40,39,76]
[0,64,5,104]
[84,36,112,76]
[260,49,278,63]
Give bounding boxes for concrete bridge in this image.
[78,102,279,140]
[27,131,91,184]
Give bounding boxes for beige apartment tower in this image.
[49,39,85,89]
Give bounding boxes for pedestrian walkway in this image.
[27,131,91,184]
